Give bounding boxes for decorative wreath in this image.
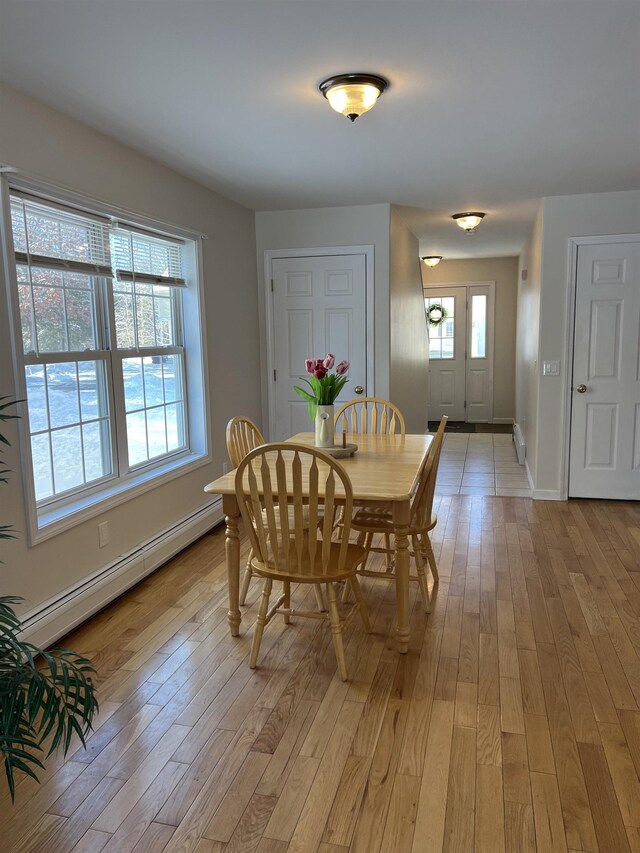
[426,302,449,328]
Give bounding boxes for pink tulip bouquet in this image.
[294,353,350,421]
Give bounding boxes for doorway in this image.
[425,282,495,423]
[567,238,640,499]
[264,247,374,442]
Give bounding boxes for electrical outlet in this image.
[98,520,109,548]
[222,462,230,474]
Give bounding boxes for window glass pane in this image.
[443,296,455,316]
[136,295,157,347]
[31,433,53,501]
[82,421,109,482]
[166,403,183,452]
[471,294,487,358]
[146,407,168,459]
[126,411,148,466]
[113,290,136,349]
[51,426,84,494]
[33,285,66,352]
[154,294,174,345]
[19,265,99,355]
[123,358,144,412]
[163,354,181,403]
[25,366,48,433]
[429,339,442,359]
[26,360,111,502]
[66,288,96,351]
[143,358,165,408]
[47,363,80,429]
[441,337,455,359]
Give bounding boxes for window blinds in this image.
[10,194,186,287]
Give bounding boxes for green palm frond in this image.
[0,597,100,802]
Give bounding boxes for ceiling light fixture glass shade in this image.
[452,212,486,233]
[421,256,443,267]
[319,73,389,122]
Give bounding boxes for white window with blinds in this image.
[2,184,209,539]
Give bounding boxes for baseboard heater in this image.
[513,423,526,465]
[19,499,224,649]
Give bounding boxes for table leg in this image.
[393,501,411,654]
[223,494,242,637]
[394,528,410,653]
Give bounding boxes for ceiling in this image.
[1,1,638,259]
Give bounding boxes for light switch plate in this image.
[543,360,560,376]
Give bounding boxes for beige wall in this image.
[534,190,640,494]
[516,206,543,483]
[389,208,429,432]
[255,204,391,433]
[421,255,518,422]
[0,84,260,615]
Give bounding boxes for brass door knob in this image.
[575,384,587,393]
[354,385,364,395]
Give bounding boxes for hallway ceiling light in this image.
[452,212,486,233]
[319,73,389,122]
[421,256,443,267]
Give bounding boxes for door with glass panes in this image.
[426,283,494,422]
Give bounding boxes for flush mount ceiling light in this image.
[421,256,443,267]
[452,212,486,233]
[319,73,389,122]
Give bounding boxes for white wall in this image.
[255,204,391,433]
[0,85,260,621]
[422,255,519,422]
[536,190,640,494]
[389,208,429,432]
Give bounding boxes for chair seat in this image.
[352,506,437,534]
[251,541,367,583]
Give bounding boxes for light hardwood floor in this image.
[4,495,640,852]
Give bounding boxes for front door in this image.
[569,239,640,499]
[270,254,368,441]
[426,283,494,422]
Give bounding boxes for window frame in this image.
[1,175,211,544]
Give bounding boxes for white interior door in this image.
[426,289,466,421]
[426,284,494,422]
[569,240,640,499]
[270,254,368,441]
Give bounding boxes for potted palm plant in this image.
[0,396,99,801]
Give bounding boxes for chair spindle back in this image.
[226,416,265,468]
[235,444,355,579]
[410,416,448,530]
[334,397,406,436]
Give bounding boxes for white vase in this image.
[315,405,335,448]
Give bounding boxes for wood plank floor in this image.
[4,495,640,852]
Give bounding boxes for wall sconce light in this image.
[452,212,486,233]
[319,73,389,122]
[421,256,443,267]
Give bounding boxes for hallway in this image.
[436,432,532,497]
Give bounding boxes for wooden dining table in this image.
[203,431,433,654]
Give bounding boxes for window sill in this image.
[31,451,211,544]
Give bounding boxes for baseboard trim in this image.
[531,489,564,501]
[492,418,514,424]
[19,499,224,648]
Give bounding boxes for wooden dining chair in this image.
[334,396,406,436]
[347,416,448,612]
[334,397,406,565]
[226,416,265,606]
[226,416,324,611]
[235,443,371,681]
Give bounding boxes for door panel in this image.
[426,289,466,421]
[426,284,494,422]
[270,254,367,442]
[569,240,640,498]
